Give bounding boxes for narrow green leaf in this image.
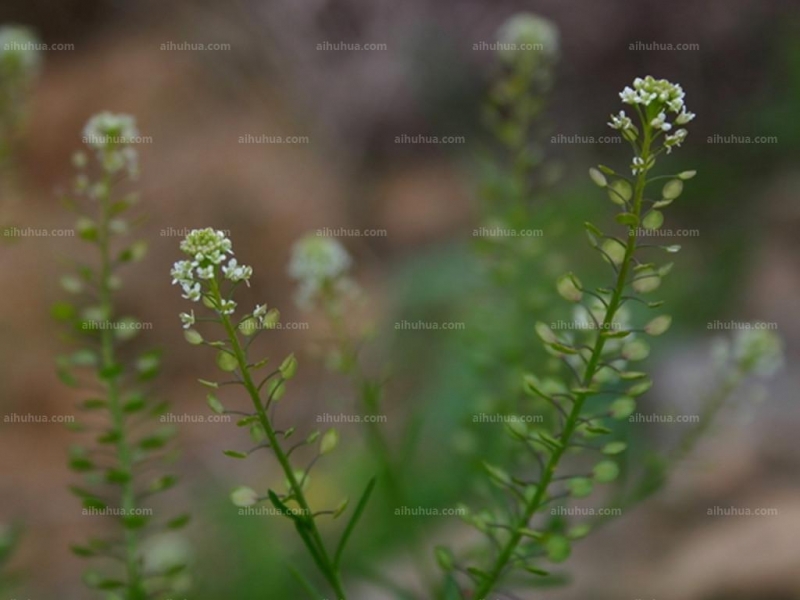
[334,477,376,568]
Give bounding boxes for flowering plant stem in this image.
[96,173,146,599]
[208,278,348,600]
[473,133,652,600]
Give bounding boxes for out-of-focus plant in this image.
[435,76,702,599]
[0,24,40,232]
[0,25,40,173]
[173,228,374,600]
[56,113,190,600]
[288,234,439,597]
[617,327,785,509]
[288,235,398,498]
[0,523,22,594]
[465,13,562,427]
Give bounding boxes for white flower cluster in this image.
[172,228,253,320]
[82,112,140,177]
[288,235,352,308]
[609,76,695,156]
[0,25,41,81]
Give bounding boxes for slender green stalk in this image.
[209,279,348,600]
[96,177,145,598]
[473,135,652,600]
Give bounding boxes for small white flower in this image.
[179,311,195,329]
[253,304,267,321]
[171,260,195,286]
[219,299,237,315]
[196,265,214,280]
[631,156,646,175]
[667,98,684,113]
[675,108,695,125]
[639,91,657,105]
[650,111,672,132]
[181,282,201,302]
[619,87,638,105]
[664,128,688,153]
[608,110,633,131]
[222,258,253,284]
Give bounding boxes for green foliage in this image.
[57,114,189,599]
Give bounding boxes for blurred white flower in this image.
[732,329,784,377]
[0,25,41,80]
[288,234,353,307]
[82,112,140,176]
[230,485,259,507]
[496,13,560,63]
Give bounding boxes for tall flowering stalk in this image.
[437,77,698,599]
[173,229,374,600]
[57,114,189,599]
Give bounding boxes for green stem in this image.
[472,133,652,600]
[210,279,347,600]
[97,177,144,598]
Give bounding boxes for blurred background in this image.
[0,0,799,598]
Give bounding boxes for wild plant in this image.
[56,113,190,600]
[436,75,701,599]
[173,228,375,600]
